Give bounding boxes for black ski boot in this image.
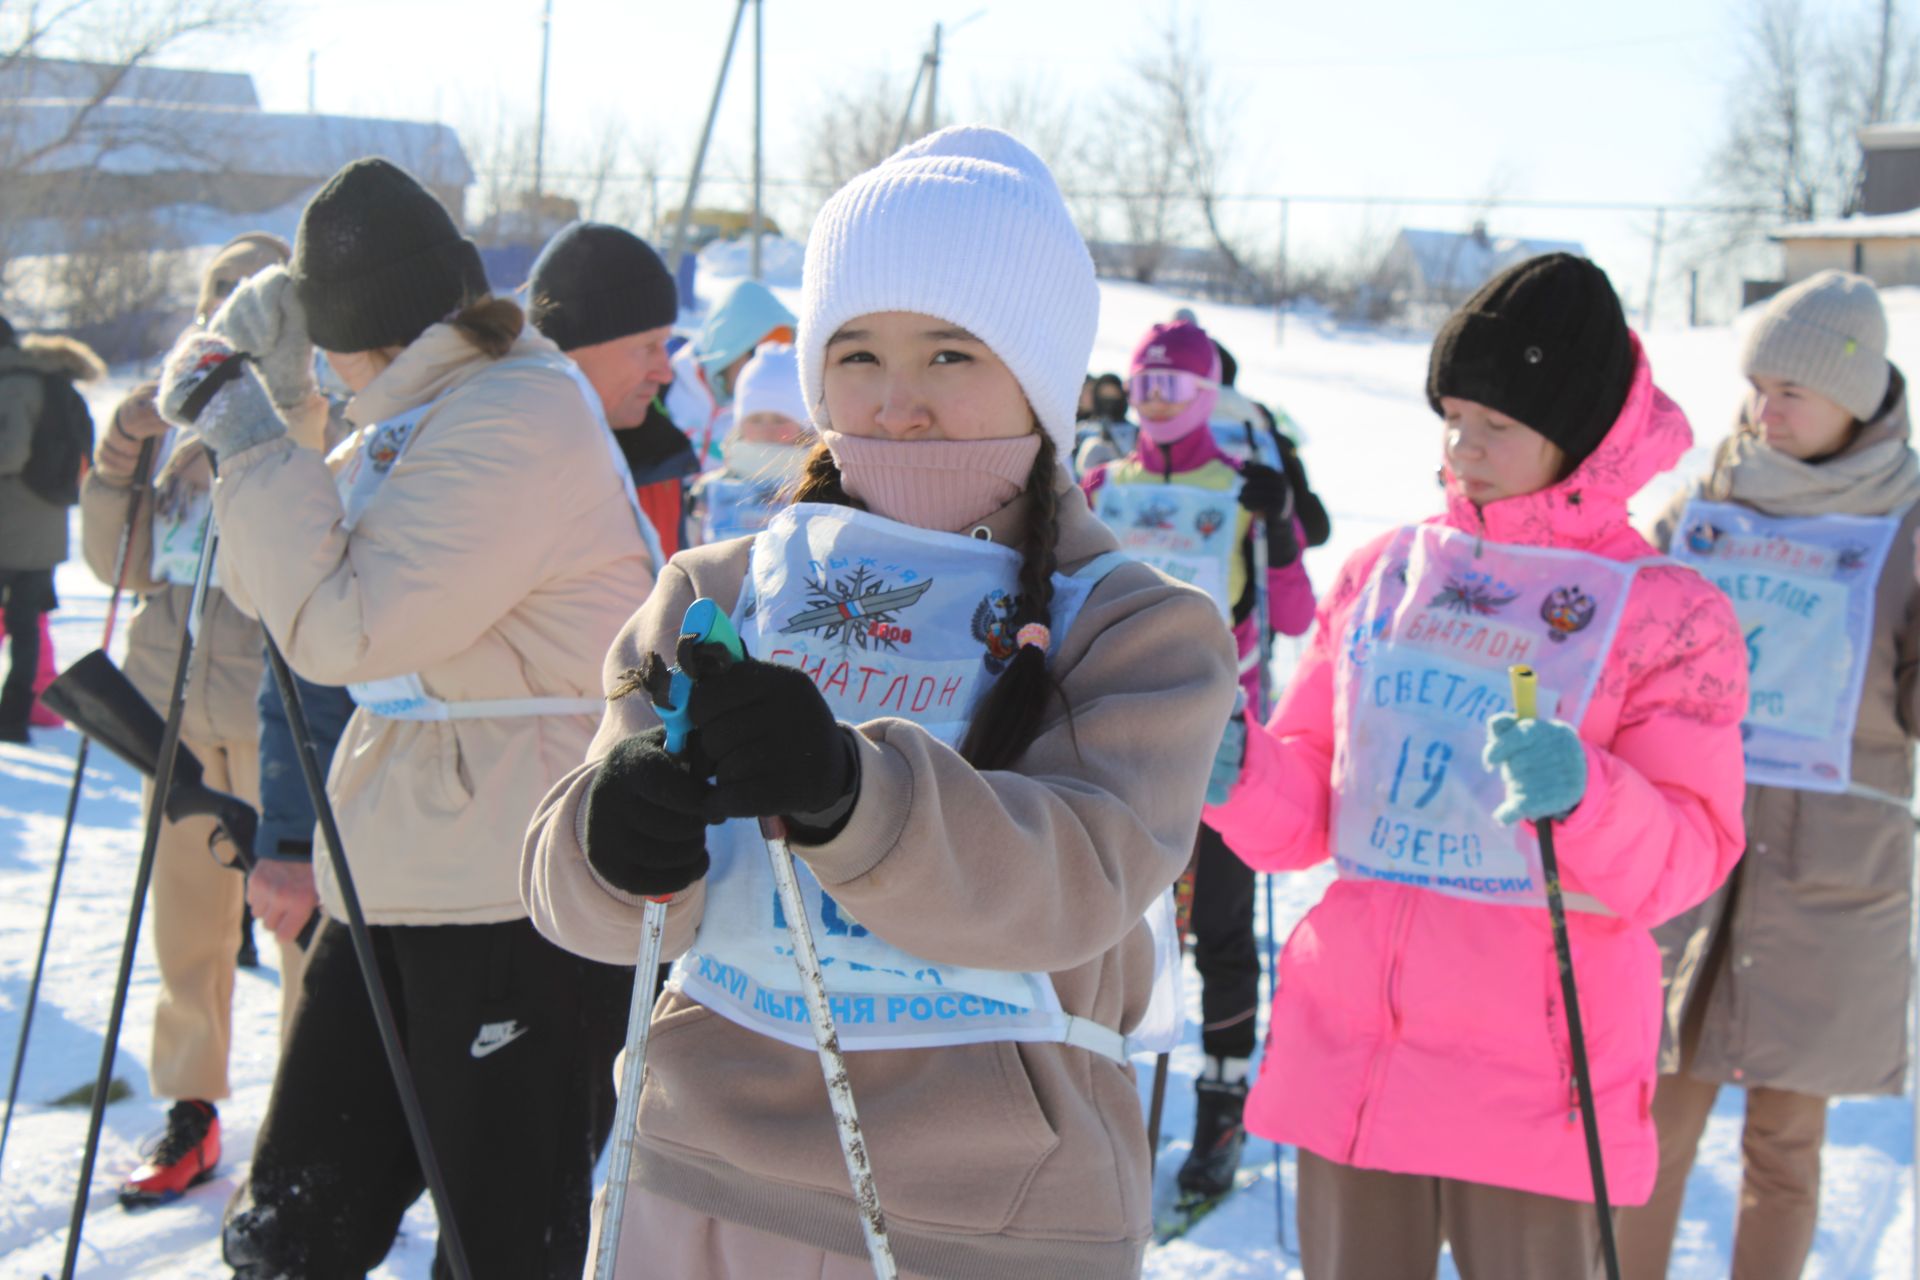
[1175,1056,1250,1205]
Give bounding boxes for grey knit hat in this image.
[1743,271,1891,421]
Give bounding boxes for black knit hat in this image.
[527,222,678,352]
[292,158,490,353]
[1426,253,1635,471]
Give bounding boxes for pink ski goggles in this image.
[1129,369,1217,405]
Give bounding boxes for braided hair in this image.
[786,431,1068,772]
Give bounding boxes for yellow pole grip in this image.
[1509,665,1538,721]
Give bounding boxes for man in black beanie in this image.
[1427,252,1636,483]
[528,222,694,555]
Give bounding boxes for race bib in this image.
[1671,499,1900,792]
[677,504,1179,1058]
[1329,524,1641,912]
[699,473,786,544]
[150,488,218,587]
[1093,480,1239,618]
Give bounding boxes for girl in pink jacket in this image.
[1205,253,1749,1279]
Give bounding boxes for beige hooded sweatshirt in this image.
[523,475,1238,1279]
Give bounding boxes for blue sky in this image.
[185,0,1756,316]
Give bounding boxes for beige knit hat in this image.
[1742,270,1891,421]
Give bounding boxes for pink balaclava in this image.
[1131,320,1221,445]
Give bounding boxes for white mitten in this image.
[157,331,288,461]
[209,265,316,411]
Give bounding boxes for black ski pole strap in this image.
[178,350,252,424]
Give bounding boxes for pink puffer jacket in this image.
[1204,339,1748,1204]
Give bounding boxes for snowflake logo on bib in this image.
[1428,571,1519,616]
[779,565,934,652]
[1836,545,1869,577]
[1194,507,1227,539]
[1539,586,1597,642]
[1133,500,1178,531]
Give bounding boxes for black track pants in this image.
[1190,822,1261,1061]
[225,917,633,1280]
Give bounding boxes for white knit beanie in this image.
[798,125,1099,457]
[1743,270,1892,421]
[732,341,809,427]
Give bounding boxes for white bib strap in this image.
[353,689,604,722]
[1059,1015,1130,1065]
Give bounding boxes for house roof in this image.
[1859,123,1920,151]
[5,100,472,188]
[0,56,257,108]
[1774,208,1920,241]
[1393,227,1587,293]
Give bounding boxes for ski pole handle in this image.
[1510,665,1538,720]
[656,599,745,755]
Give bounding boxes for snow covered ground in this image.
[1,278,1916,1276]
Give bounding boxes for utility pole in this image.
[751,0,764,280]
[1644,207,1666,333]
[922,22,942,138]
[668,0,750,272]
[533,0,553,201]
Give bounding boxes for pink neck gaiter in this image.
[1136,386,1220,446]
[820,429,1042,532]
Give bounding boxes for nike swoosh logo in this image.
[469,1023,529,1059]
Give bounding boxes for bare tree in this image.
[802,70,913,202]
[1078,9,1259,293]
[1708,0,1920,242]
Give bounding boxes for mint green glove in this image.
[1483,713,1587,826]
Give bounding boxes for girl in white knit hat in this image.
[1620,269,1920,1279]
[523,125,1239,1278]
[687,340,813,545]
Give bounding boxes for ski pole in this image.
[761,811,897,1280]
[55,503,210,1280]
[593,598,735,1280]
[1509,666,1621,1280]
[262,637,474,1280]
[1147,841,1200,1174]
[668,603,897,1278]
[1250,514,1290,1251]
[0,437,154,1186]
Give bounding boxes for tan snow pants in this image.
[147,736,306,1102]
[589,1188,944,1279]
[1616,1070,1828,1280]
[1296,1148,1610,1280]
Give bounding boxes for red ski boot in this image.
[119,1100,220,1209]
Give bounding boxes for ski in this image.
[1153,1163,1264,1244]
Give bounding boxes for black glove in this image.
[1237,462,1290,517]
[583,727,713,897]
[1239,462,1302,568]
[688,656,857,825]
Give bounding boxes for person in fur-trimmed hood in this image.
[0,315,101,741]
[1619,270,1920,1280]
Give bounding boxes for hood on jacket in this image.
[0,334,107,384]
[695,279,796,376]
[1441,333,1691,551]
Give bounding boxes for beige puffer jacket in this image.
[214,324,655,925]
[1651,390,1920,1097]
